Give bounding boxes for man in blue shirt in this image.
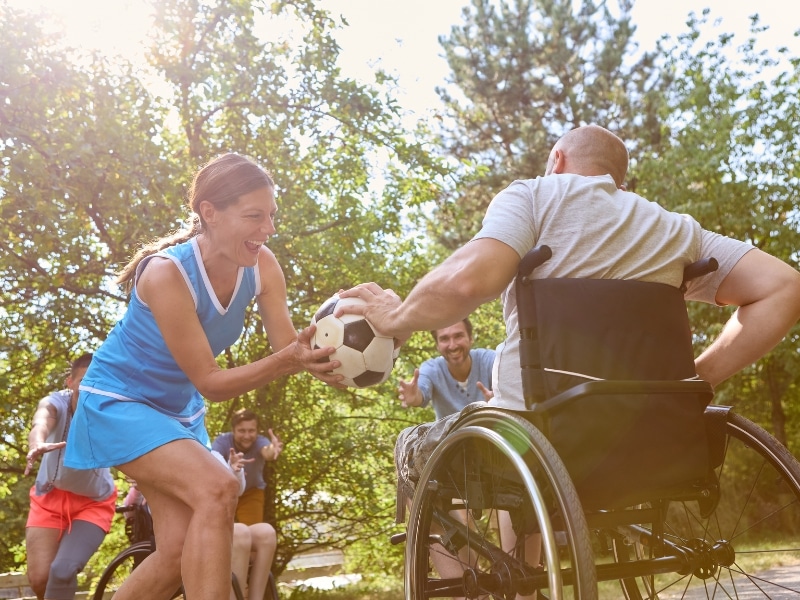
[398,317,495,419]
[211,409,283,526]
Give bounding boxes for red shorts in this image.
[26,486,117,533]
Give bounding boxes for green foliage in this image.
[431,0,665,248]
[629,10,800,446]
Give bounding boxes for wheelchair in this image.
[401,246,800,599]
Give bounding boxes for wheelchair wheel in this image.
[405,410,597,599]
[92,541,185,600]
[612,409,800,599]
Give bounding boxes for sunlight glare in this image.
[6,0,153,63]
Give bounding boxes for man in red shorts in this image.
[24,353,117,600]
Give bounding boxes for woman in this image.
[64,153,341,600]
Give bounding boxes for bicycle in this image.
[92,500,279,599]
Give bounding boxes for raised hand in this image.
[24,441,66,476]
[476,381,494,401]
[266,428,284,461]
[228,448,253,473]
[398,368,423,408]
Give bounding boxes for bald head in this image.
[545,125,629,187]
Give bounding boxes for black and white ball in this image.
[311,294,395,388]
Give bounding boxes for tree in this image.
[629,11,800,450]
[0,1,182,574]
[0,0,449,580]
[431,0,664,248]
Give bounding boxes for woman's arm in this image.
[138,252,341,402]
[254,247,300,352]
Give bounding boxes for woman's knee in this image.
[205,472,240,513]
[232,523,252,553]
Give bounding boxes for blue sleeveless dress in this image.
[64,238,261,469]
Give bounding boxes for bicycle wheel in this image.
[92,541,186,600]
[406,410,597,599]
[613,408,800,599]
[92,541,152,600]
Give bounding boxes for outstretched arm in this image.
[340,238,520,340]
[695,249,800,387]
[139,250,343,403]
[398,368,424,408]
[24,399,62,475]
[260,429,284,461]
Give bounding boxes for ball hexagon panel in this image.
[362,336,395,373]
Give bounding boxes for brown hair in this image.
[70,353,93,375]
[430,318,473,344]
[116,153,274,292]
[231,408,259,429]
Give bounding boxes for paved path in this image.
[621,565,800,599]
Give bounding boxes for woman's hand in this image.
[279,325,346,388]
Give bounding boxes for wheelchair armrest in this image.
[529,379,714,414]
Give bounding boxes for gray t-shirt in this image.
[34,390,115,500]
[472,174,753,410]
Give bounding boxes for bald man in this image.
[338,124,800,593]
[340,124,800,408]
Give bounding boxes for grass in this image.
[283,576,403,600]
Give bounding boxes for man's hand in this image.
[336,283,409,343]
[398,369,423,408]
[228,448,253,473]
[264,429,284,461]
[476,381,494,401]
[24,442,66,476]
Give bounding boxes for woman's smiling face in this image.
[206,186,277,267]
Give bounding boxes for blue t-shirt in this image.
[417,348,495,419]
[212,432,270,492]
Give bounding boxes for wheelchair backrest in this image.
[521,277,697,403]
[515,260,716,509]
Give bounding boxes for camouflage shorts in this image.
[394,401,487,522]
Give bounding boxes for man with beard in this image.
[212,409,282,525]
[398,317,495,419]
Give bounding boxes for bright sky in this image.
[7,0,800,115]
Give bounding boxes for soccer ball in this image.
[311,294,396,388]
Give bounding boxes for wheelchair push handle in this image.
[518,245,552,279]
[517,246,718,290]
[680,257,718,292]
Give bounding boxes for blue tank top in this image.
[79,238,260,419]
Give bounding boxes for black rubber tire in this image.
[92,542,155,600]
[405,409,597,599]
